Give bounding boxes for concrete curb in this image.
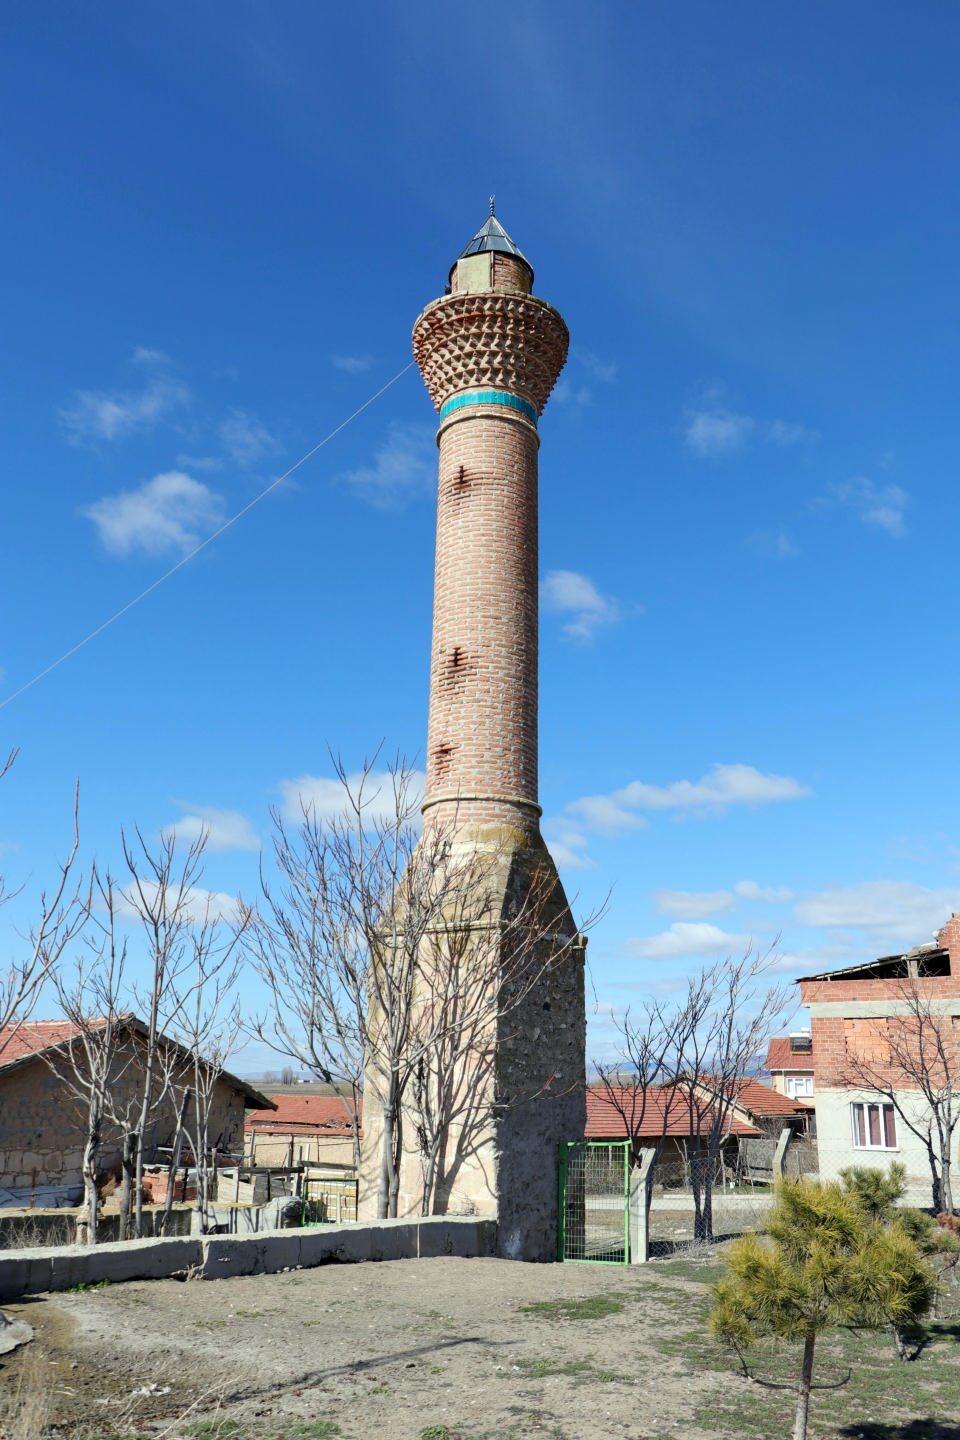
[0,1216,498,1301]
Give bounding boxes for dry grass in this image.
[0,1347,52,1440]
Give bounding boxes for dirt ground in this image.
[3,1237,960,1440]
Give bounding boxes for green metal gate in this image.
[557,1140,630,1264]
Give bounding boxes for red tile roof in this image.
[0,1018,274,1109]
[765,1037,815,1072]
[729,1078,806,1118]
[584,1084,760,1140]
[246,1093,358,1136]
[0,1019,91,1066]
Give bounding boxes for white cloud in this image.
[117,879,242,927]
[131,346,172,367]
[654,889,736,919]
[176,454,224,473]
[279,770,426,825]
[685,407,755,457]
[542,570,620,642]
[748,529,799,559]
[340,423,434,509]
[543,817,593,871]
[83,470,225,558]
[331,354,375,374]
[577,351,617,384]
[568,763,810,834]
[219,409,281,468]
[734,879,794,904]
[685,405,815,459]
[794,880,957,945]
[824,476,909,537]
[165,806,259,853]
[61,351,190,443]
[627,922,749,960]
[553,350,616,408]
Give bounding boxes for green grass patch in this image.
[518,1294,624,1320]
[278,1424,340,1440]
[189,1423,242,1440]
[511,1355,628,1385]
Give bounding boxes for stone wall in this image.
[0,1045,248,1198]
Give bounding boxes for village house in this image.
[584,1081,761,1176]
[0,1018,274,1207]
[765,1031,816,1111]
[797,914,960,1204]
[245,1091,358,1168]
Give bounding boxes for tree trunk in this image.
[118,1131,137,1241]
[893,1325,908,1361]
[928,1143,943,1214]
[688,1144,706,1241]
[159,1091,190,1238]
[793,1328,816,1440]
[82,1153,99,1246]
[81,1106,102,1246]
[388,1106,403,1219]
[940,1143,954,1215]
[378,1103,394,1220]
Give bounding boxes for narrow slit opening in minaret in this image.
[433,742,455,778]
[449,465,472,499]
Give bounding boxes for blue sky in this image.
[3,3,960,1068]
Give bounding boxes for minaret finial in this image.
[489,193,495,216]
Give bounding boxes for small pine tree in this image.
[840,1161,959,1356]
[839,1160,908,1220]
[710,1178,935,1440]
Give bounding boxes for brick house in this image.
[798,914,960,1203]
[245,1092,359,1168]
[0,1018,274,1207]
[765,1032,816,1108]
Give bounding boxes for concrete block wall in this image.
[0,1216,498,1303]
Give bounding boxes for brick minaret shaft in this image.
[359,212,586,1261]
[413,215,569,839]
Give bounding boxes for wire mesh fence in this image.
[558,1141,629,1264]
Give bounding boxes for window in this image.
[851,1101,897,1150]
[787,1075,814,1097]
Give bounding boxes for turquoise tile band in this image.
[439,389,538,425]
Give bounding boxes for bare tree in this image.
[841,977,960,1213]
[593,998,691,1166]
[247,753,597,1219]
[118,829,209,1238]
[593,949,790,1242]
[43,868,131,1243]
[675,949,791,1241]
[165,898,248,1233]
[246,797,367,1171]
[0,752,85,1060]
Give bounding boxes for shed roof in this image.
[246,1093,358,1136]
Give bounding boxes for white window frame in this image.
[786,1075,814,1097]
[850,1100,898,1151]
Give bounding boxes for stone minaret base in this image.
[358,823,585,1262]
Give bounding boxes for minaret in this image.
[359,209,586,1261]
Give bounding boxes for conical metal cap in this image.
[458,213,530,268]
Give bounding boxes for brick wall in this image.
[424,406,540,830]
